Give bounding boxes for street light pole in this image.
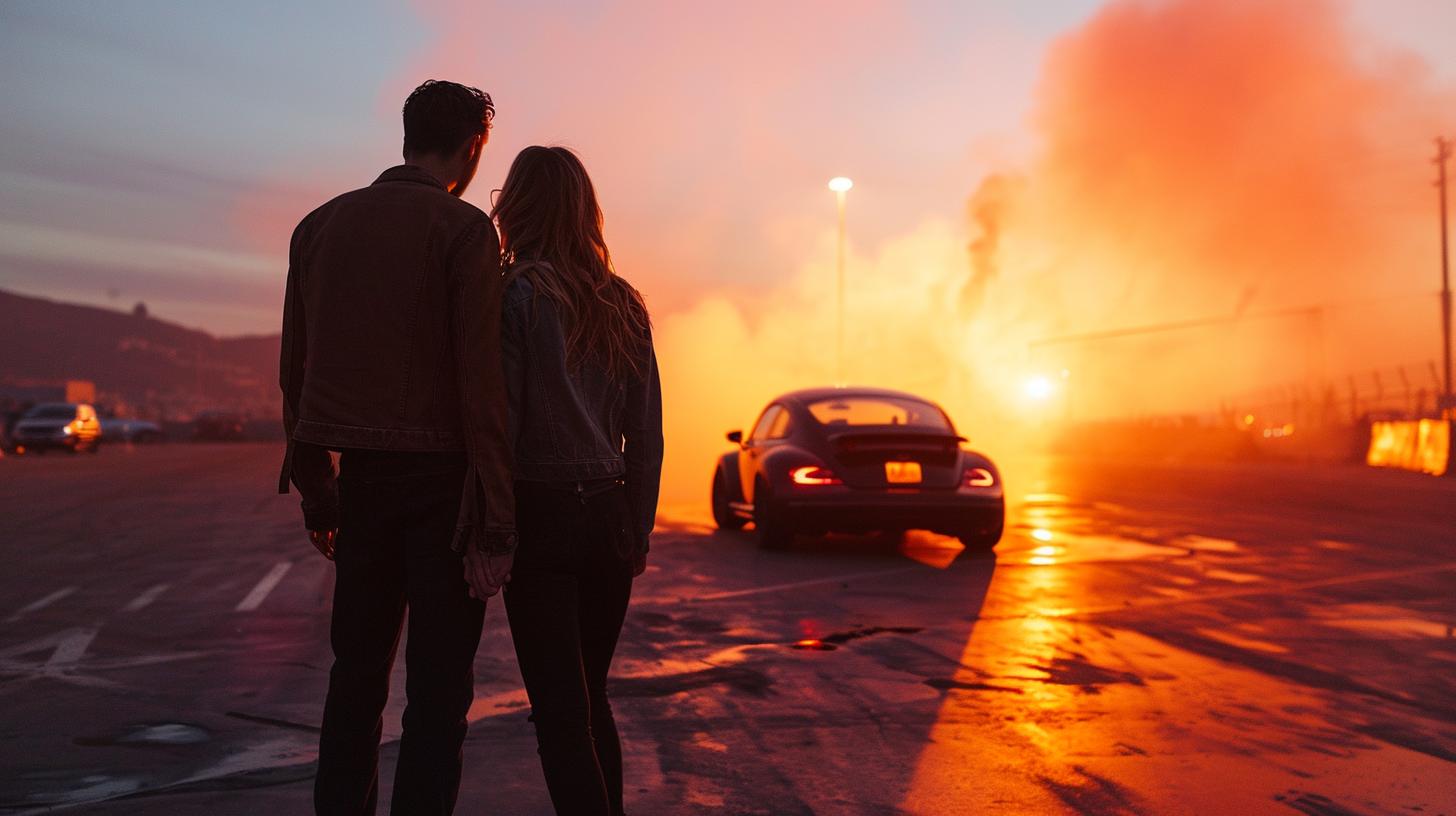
[1436,137,1453,411]
[829,177,852,385]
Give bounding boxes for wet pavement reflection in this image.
[1,447,1454,814]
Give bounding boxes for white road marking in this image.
[45,628,98,668]
[0,626,90,660]
[121,583,169,613]
[0,626,207,693]
[235,562,292,612]
[4,585,77,623]
[12,736,317,815]
[683,565,923,603]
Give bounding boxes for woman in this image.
[492,145,663,816]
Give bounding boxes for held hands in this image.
[310,528,337,561]
[464,545,513,599]
[633,551,648,578]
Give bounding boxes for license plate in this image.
[885,461,922,483]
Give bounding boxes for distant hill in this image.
[0,289,280,418]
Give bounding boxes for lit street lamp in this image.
[829,176,852,384]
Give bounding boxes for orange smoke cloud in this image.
[655,0,1456,505]
[1019,0,1454,401]
[1040,0,1403,286]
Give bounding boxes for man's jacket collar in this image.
[374,164,449,191]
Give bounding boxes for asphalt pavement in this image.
[1,443,1454,815]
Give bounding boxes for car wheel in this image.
[711,469,747,530]
[754,478,793,551]
[956,518,1004,552]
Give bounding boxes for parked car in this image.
[99,418,166,444]
[10,402,103,454]
[711,387,1004,550]
[193,410,246,441]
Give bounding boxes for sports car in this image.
[711,387,1004,550]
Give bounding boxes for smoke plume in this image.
[654,0,1456,504]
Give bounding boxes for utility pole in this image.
[1437,137,1453,411]
[837,190,846,385]
[828,177,853,385]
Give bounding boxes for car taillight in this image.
[962,467,995,487]
[791,466,842,485]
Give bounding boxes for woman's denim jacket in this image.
[500,266,663,554]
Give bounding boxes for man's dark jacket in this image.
[279,165,516,553]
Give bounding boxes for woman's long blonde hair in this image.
[492,146,651,379]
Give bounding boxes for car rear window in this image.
[24,405,76,420]
[806,397,950,430]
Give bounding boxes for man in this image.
[279,79,516,816]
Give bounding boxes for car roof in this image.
[768,386,943,408]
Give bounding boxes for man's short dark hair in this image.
[402,80,494,158]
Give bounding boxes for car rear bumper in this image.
[779,489,1003,534]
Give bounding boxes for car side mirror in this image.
[726,430,743,444]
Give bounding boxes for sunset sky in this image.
[4,1,1456,494]
[0,0,1079,332]
[3,0,1449,334]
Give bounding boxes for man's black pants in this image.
[315,450,483,816]
[504,481,635,816]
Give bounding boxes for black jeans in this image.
[316,450,484,816]
[504,481,636,816]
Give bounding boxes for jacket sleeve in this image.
[448,217,517,554]
[499,286,526,450]
[278,216,338,531]
[623,337,664,555]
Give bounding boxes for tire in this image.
[956,517,1004,552]
[754,478,794,551]
[711,469,747,530]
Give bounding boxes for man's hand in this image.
[310,528,337,561]
[633,551,648,578]
[464,546,512,599]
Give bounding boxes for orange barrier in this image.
[1367,419,1450,476]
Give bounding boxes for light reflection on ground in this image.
[898,462,1456,814]
[4,449,1456,813]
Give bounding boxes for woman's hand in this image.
[465,546,513,599]
[632,551,647,577]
